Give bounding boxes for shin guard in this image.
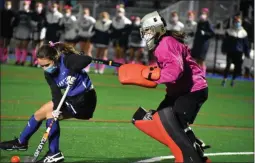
[132,107,205,163]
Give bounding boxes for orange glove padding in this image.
[118,64,159,88]
[141,65,161,81]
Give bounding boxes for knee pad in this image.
[132,107,205,163]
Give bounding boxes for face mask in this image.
[6,5,11,10]
[36,7,43,13]
[117,12,124,18]
[52,7,58,12]
[102,18,107,23]
[200,14,207,20]
[65,13,71,17]
[45,65,58,74]
[235,22,241,28]
[134,21,140,26]
[172,16,178,22]
[188,16,193,21]
[23,5,29,11]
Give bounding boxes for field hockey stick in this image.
[92,58,123,67]
[24,85,71,163]
[79,51,122,67]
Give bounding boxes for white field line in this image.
[135,152,255,163]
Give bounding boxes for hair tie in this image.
[49,41,61,47]
[49,41,55,47]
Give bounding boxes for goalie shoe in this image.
[37,151,64,163]
[195,137,211,150]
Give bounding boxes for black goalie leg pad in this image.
[158,107,205,163]
[132,107,205,163]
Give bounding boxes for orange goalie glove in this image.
[118,64,161,88]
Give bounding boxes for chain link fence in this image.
[159,0,240,26]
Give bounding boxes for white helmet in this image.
[140,11,167,50]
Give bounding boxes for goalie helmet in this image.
[140,11,166,50]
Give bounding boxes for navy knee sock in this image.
[46,119,60,154]
[19,115,42,144]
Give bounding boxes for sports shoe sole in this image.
[1,147,28,151]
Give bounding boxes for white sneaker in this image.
[38,151,64,163]
[94,70,99,74]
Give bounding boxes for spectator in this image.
[0,0,15,64]
[191,8,215,76]
[12,0,32,66]
[240,0,254,18]
[166,11,184,32]
[127,16,146,64]
[242,12,254,44]
[30,1,46,67]
[91,12,112,74]
[242,11,254,77]
[184,11,197,48]
[110,6,131,74]
[221,16,250,87]
[45,1,63,43]
[59,5,78,47]
[77,8,96,73]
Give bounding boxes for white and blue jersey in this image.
[45,53,96,117]
[44,53,94,113]
[53,55,93,96]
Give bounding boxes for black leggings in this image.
[63,89,97,120]
[157,88,208,126]
[224,52,243,80]
[157,88,208,147]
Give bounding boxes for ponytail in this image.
[53,42,80,60]
[166,30,186,43]
[37,42,80,61]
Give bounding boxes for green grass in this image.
[0,64,254,163]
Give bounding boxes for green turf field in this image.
[0,64,254,163]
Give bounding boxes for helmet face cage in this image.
[140,11,167,50]
[140,26,156,42]
[140,26,158,50]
